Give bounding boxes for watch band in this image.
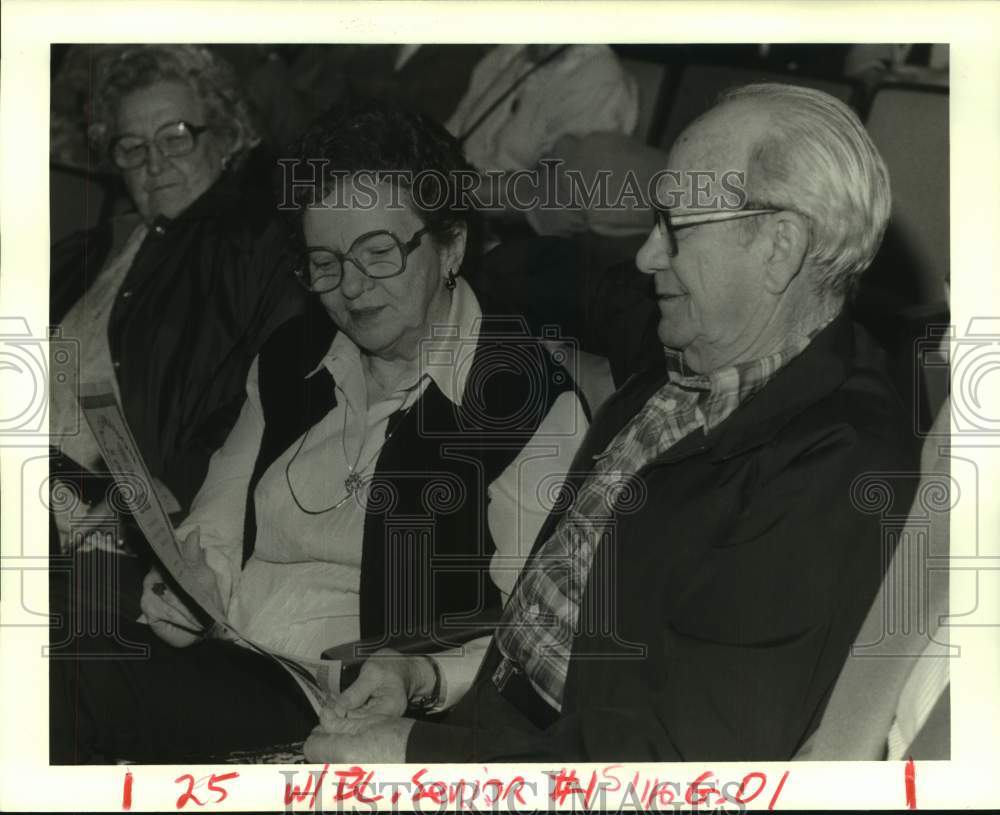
[407,654,443,713]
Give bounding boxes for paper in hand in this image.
[77,381,340,712]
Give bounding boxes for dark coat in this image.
[50,157,306,511]
[407,310,920,762]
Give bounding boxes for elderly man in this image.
[305,83,918,762]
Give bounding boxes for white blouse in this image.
[178,279,589,706]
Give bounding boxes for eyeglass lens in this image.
[111,122,198,168]
[305,233,405,291]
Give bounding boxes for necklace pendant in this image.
[344,471,364,496]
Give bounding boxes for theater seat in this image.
[864,84,949,305]
[50,163,113,244]
[655,64,856,151]
[795,397,951,760]
[620,58,669,146]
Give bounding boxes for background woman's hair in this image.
[87,44,261,171]
[286,99,484,272]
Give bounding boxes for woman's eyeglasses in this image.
[293,227,432,294]
[108,120,210,170]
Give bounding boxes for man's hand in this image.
[138,528,221,647]
[304,714,415,764]
[333,650,438,719]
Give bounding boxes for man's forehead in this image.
[656,101,766,212]
[670,102,761,165]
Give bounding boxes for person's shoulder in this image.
[771,322,915,473]
[184,146,282,237]
[562,45,630,77]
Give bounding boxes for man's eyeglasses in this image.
[653,207,779,256]
[108,121,210,170]
[293,227,432,294]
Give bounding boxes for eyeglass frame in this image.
[108,120,211,170]
[652,206,780,257]
[292,226,433,294]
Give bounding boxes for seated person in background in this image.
[305,83,920,763]
[448,45,638,175]
[445,45,638,234]
[50,101,588,763]
[50,44,304,537]
[341,44,492,125]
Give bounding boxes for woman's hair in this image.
[720,83,891,301]
[87,44,260,170]
[286,99,483,270]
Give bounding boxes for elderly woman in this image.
[50,101,588,763]
[49,45,303,534]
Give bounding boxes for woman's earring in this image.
[445,268,457,290]
[221,153,231,171]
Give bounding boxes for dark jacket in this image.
[407,310,920,762]
[50,157,306,511]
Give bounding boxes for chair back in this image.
[654,63,855,151]
[50,164,112,243]
[865,84,950,304]
[620,58,669,145]
[794,399,951,760]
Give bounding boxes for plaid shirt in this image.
[494,339,810,710]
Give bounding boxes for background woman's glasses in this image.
[108,120,210,170]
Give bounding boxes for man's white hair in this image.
[720,83,892,301]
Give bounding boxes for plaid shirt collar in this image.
[660,337,812,434]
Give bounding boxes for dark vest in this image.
[245,302,576,649]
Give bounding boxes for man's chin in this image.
[657,321,694,352]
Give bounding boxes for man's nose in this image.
[144,143,168,175]
[635,226,673,276]
[338,259,370,299]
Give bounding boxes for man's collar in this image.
[662,329,815,396]
[704,309,856,460]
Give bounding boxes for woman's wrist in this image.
[406,655,442,711]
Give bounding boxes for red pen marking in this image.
[767,770,789,810]
[284,765,328,808]
[175,773,203,809]
[122,770,134,810]
[905,758,917,809]
[207,772,239,804]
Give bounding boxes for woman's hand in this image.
[138,528,221,647]
[333,649,438,719]
[139,565,205,647]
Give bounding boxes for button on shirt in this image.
[494,340,810,710]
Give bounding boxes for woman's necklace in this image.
[285,389,418,515]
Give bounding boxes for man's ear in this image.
[762,211,808,294]
[439,222,468,277]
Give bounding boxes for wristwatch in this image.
[407,654,443,713]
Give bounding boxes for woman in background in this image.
[50,45,303,537]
